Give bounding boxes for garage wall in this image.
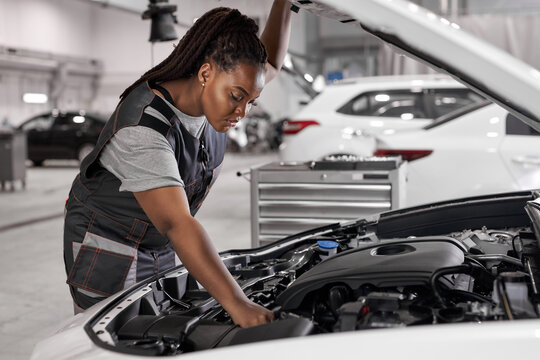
[0,0,308,126]
[0,0,94,57]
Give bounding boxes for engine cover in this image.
[277,239,465,309]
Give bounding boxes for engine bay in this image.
[88,195,540,356]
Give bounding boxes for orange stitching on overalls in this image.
[76,173,90,192]
[112,99,123,132]
[82,247,99,288]
[135,221,148,243]
[98,248,133,260]
[126,220,148,244]
[118,257,135,292]
[71,192,131,230]
[86,211,97,234]
[82,249,134,296]
[126,221,137,242]
[81,286,110,297]
[67,244,85,284]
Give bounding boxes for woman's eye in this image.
[231,93,243,102]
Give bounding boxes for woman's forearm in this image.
[166,216,246,309]
[134,186,273,327]
[261,0,292,81]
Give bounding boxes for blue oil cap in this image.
[317,240,338,250]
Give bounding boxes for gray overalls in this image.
[63,82,226,310]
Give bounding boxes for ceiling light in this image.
[23,93,48,104]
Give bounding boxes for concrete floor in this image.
[0,152,277,360]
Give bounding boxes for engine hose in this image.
[495,278,514,320]
[430,264,481,308]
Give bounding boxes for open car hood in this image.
[291,0,540,132]
[31,2,540,359]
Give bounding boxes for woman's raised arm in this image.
[260,0,292,83]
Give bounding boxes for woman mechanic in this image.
[63,1,291,327]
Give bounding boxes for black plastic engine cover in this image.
[277,239,465,309]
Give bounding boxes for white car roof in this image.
[298,74,466,115]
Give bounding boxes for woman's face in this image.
[200,62,266,133]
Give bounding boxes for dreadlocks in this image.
[120,7,268,99]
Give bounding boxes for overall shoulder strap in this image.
[138,94,176,137]
[151,84,175,104]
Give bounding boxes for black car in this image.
[18,110,105,166]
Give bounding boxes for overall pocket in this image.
[67,244,134,297]
[67,212,142,297]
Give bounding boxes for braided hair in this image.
[120,7,268,99]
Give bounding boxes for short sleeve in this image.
[99,125,183,192]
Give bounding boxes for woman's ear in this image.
[198,62,212,86]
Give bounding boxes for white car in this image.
[279,74,485,162]
[375,102,540,207]
[32,0,540,359]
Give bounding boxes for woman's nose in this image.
[235,102,251,120]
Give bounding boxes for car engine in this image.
[87,195,540,356]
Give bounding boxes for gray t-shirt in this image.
[99,96,207,192]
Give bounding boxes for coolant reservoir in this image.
[317,240,338,260]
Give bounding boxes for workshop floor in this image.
[0,152,278,360]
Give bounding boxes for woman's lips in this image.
[226,119,238,127]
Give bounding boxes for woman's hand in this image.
[134,186,274,329]
[226,297,275,328]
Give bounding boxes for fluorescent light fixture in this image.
[383,129,396,135]
[486,132,499,138]
[489,117,500,124]
[370,120,384,127]
[304,73,314,82]
[23,93,48,104]
[73,116,86,124]
[374,94,390,102]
